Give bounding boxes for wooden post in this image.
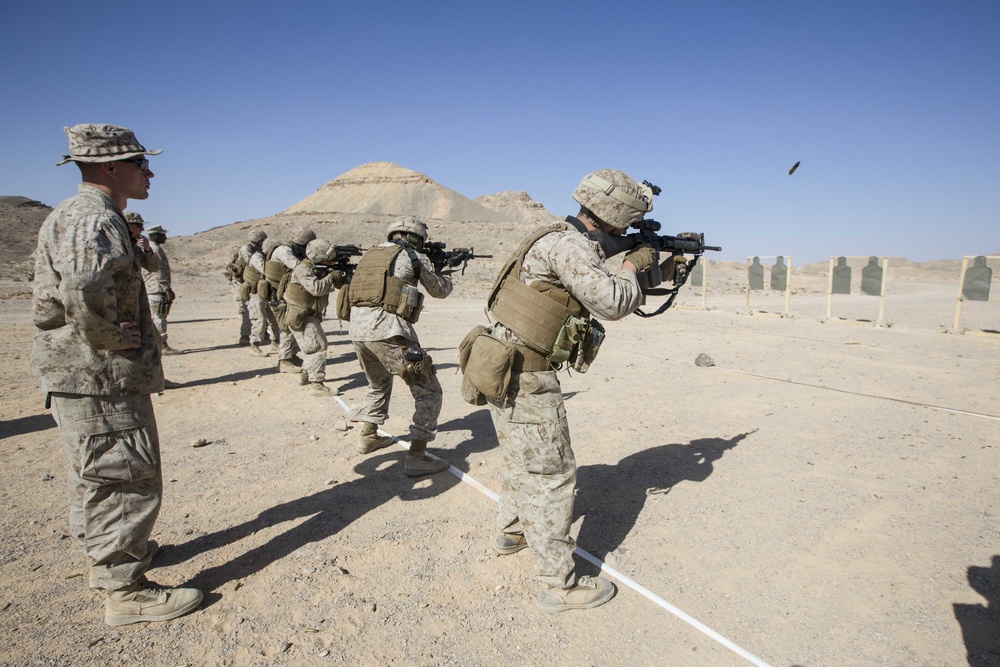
[744,258,751,315]
[826,257,835,321]
[876,257,889,327]
[953,256,970,332]
[784,256,793,317]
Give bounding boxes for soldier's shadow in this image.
[954,555,1000,666]
[574,432,753,565]
[0,413,56,440]
[157,410,497,604]
[158,451,457,603]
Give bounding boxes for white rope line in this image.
[333,395,773,667]
[621,350,1000,422]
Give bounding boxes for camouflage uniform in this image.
[143,239,171,347]
[286,259,338,382]
[246,247,280,346]
[271,244,303,362]
[489,223,641,589]
[31,184,164,591]
[349,242,452,441]
[232,242,255,342]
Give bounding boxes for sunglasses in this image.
[119,157,150,172]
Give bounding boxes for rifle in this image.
[423,241,493,275]
[316,244,364,282]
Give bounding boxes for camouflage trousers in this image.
[50,393,162,591]
[278,329,301,361]
[288,316,328,382]
[231,281,250,339]
[489,370,577,589]
[148,294,169,346]
[247,293,280,345]
[352,337,441,441]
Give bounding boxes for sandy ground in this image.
[1,271,999,667]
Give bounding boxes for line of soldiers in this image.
[32,122,658,626]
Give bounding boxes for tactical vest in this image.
[281,259,329,328]
[242,250,264,288]
[264,245,290,289]
[487,223,589,358]
[349,244,423,322]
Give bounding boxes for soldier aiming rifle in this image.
[316,244,364,282]
[423,241,493,275]
[588,180,721,317]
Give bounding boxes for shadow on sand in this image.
[955,555,1000,666]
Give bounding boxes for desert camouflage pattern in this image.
[270,244,300,270]
[287,260,338,381]
[142,241,170,294]
[56,123,161,166]
[349,242,453,343]
[247,250,280,345]
[142,241,171,344]
[571,168,652,230]
[352,338,443,442]
[52,393,161,590]
[488,225,641,589]
[31,185,163,395]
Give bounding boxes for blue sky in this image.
[1,1,997,264]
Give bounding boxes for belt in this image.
[514,344,552,373]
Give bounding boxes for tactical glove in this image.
[624,245,656,273]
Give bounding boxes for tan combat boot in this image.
[105,578,203,626]
[357,422,394,454]
[403,439,449,476]
[309,382,337,397]
[249,343,268,357]
[535,576,616,614]
[493,532,528,555]
[278,359,299,373]
[298,370,309,386]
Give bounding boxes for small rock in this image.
[41,473,54,481]
[694,353,715,367]
[192,438,210,448]
[332,419,349,432]
[309,435,319,442]
[318,650,330,657]
[279,642,291,653]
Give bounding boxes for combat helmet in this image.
[386,216,428,249]
[248,229,267,243]
[291,226,316,246]
[305,239,333,262]
[572,168,654,230]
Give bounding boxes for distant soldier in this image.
[142,224,176,354]
[281,238,346,396]
[241,229,279,357]
[348,216,453,476]
[123,211,159,274]
[224,245,252,347]
[32,123,201,625]
[267,226,316,373]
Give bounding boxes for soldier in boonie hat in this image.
[123,211,145,226]
[146,225,169,236]
[56,123,162,166]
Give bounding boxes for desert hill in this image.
[165,162,559,294]
[0,196,51,281]
[475,190,559,226]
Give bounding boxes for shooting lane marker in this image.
[331,395,775,667]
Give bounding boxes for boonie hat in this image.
[146,225,168,235]
[56,123,162,166]
[124,211,145,226]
